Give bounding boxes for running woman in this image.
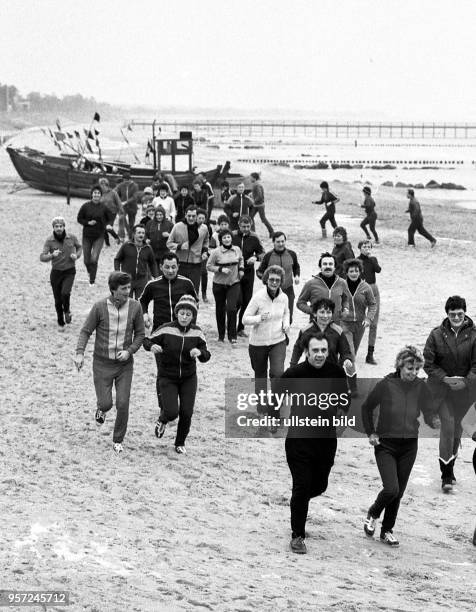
[143,295,210,454]
[362,346,440,546]
[40,216,82,330]
[313,181,339,239]
[360,186,379,244]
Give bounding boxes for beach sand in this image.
[0,146,475,612]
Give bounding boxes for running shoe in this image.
[290,536,307,554]
[95,409,106,425]
[380,531,399,547]
[175,445,186,454]
[58,324,65,332]
[230,339,238,346]
[364,513,377,537]
[113,442,123,454]
[441,477,453,492]
[431,240,437,248]
[155,421,166,438]
[64,312,72,324]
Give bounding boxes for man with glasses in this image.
[424,295,476,491]
[167,205,209,293]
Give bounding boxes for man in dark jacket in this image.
[406,189,436,248]
[224,182,254,231]
[257,232,300,323]
[115,170,139,238]
[277,333,350,554]
[114,225,158,298]
[357,239,382,365]
[174,186,195,224]
[424,295,476,491]
[232,215,264,336]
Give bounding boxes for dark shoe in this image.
[155,421,166,439]
[95,409,106,425]
[290,536,307,554]
[364,513,377,537]
[217,337,225,343]
[64,312,72,324]
[202,295,209,303]
[237,329,248,338]
[366,353,377,365]
[473,527,476,546]
[431,240,437,248]
[442,477,453,493]
[380,531,399,547]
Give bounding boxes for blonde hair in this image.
[394,345,423,371]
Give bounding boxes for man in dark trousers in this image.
[257,231,300,324]
[278,333,350,554]
[114,224,158,299]
[115,170,139,239]
[224,182,254,231]
[357,239,382,364]
[232,215,264,337]
[406,189,437,248]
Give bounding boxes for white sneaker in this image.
[380,531,399,547]
[175,445,186,454]
[113,442,123,454]
[364,513,377,537]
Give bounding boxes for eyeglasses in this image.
[267,278,281,284]
[448,312,465,319]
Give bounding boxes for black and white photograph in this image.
[1,0,475,610]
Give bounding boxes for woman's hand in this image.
[88,220,97,226]
[190,348,201,358]
[260,312,271,321]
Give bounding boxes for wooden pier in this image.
[134,120,476,140]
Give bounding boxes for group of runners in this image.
[39,171,475,553]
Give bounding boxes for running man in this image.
[357,239,381,365]
[40,216,82,331]
[74,271,145,454]
[114,224,158,299]
[360,186,379,244]
[406,189,436,248]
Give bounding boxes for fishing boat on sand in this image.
[6,122,245,200]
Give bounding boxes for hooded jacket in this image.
[362,372,436,438]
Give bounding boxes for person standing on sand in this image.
[313,181,339,239]
[360,186,379,244]
[40,216,82,331]
[77,186,114,286]
[143,295,210,454]
[74,271,145,454]
[357,239,381,365]
[423,295,476,492]
[362,346,440,547]
[406,189,437,248]
[277,333,349,554]
[249,172,274,238]
[296,253,349,325]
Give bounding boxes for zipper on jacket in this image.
[135,245,141,278]
[115,304,121,357]
[168,280,173,321]
[179,330,185,378]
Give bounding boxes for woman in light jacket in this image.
[207,229,244,344]
[243,264,290,420]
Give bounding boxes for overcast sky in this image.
[1,0,476,120]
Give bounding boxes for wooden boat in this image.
[6,127,245,200]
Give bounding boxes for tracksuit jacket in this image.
[362,372,436,438]
[40,233,82,270]
[341,279,377,323]
[114,241,159,281]
[139,275,198,330]
[167,222,209,265]
[296,274,349,321]
[290,321,352,367]
[143,320,211,378]
[257,248,300,290]
[76,297,145,361]
[231,231,264,273]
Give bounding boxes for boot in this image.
[321,227,327,239]
[348,374,359,398]
[439,458,454,492]
[366,346,377,365]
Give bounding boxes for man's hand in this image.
[116,350,130,361]
[221,267,230,274]
[162,232,170,237]
[70,253,77,261]
[283,325,290,335]
[362,318,370,328]
[343,359,355,376]
[73,354,84,371]
[369,433,380,446]
[431,415,441,429]
[143,314,151,328]
[190,348,201,358]
[246,256,257,266]
[106,224,113,231]
[294,276,300,285]
[88,220,97,226]
[233,212,239,217]
[51,249,61,258]
[201,252,208,261]
[181,241,189,250]
[150,345,163,354]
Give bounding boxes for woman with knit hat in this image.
[360,186,379,244]
[362,346,440,547]
[143,295,210,454]
[207,229,244,344]
[40,216,82,330]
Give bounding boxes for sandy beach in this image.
[0,142,475,612]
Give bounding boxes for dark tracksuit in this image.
[406,197,435,245]
[232,230,264,332]
[315,191,338,230]
[143,320,211,446]
[332,242,355,278]
[115,180,139,238]
[139,274,198,407]
[357,254,381,349]
[257,248,300,324]
[145,219,175,267]
[77,200,113,284]
[278,360,349,539]
[290,321,352,367]
[360,196,379,242]
[362,373,436,535]
[113,241,159,299]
